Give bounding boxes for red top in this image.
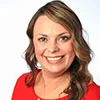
[12,70,100,100]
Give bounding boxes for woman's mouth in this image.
[47,56,62,60]
[46,56,64,64]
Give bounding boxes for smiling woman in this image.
[12,0,100,100]
[33,15,75,76]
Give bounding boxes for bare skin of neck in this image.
[34,70,70,99]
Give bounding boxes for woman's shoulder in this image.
[83,81,100,100]
[12,72,29,92]
[14,69,41,87]
[17,73,28,82]
[88,81,100,88]
[12,73,28,99]
[14,72,29,87]
[87,81,100,92]
[12,70,41,99]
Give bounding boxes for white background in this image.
[0,0,100,99]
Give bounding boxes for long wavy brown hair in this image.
[25,0,93,100]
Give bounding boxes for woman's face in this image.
[33,15,75,75]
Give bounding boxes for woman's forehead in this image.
[33,15,70,35]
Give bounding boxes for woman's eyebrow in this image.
[58,32,70,36]
[37,32,70,37]
[37,33,48,37]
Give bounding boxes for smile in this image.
[45,56,64,64]
[47,56,62,61]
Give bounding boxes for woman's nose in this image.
[47,42,59,53]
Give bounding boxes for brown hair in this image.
[25,0,93,100]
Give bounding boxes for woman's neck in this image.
[35,69,70,99]
[42,69,69,87]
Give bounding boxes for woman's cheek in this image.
[34,41,44,56]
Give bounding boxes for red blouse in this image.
[12,70,100,100]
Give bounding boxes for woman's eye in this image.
[59,36,69,41]
[38,37,47,42]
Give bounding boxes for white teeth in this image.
[47,57,62,61]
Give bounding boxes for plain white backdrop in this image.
[0,0,100,99]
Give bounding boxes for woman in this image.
[12,0,100,100]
